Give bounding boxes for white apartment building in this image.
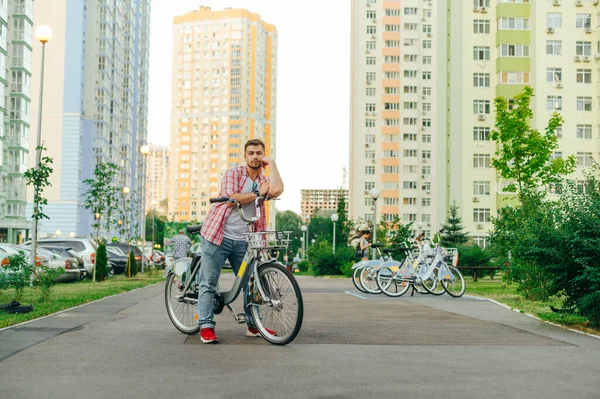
[28,0,150,238]
[351,0,600,246]
[145,144,169,215]
[169,7,278,226]
[0,0,34,244]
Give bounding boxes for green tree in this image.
[83,162,120,283]
[276,210,303,260]
[145,210,168,248]
[440,202,469,247]
[334,192,351,250]
[491,86,576,205]
[24,145,53,267]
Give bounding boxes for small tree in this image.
[95,242,109,281]
[334,192,351,249]
[491,86,576,205]
[4,252,35,302]
[83,162,119,283]
[127,250,138,277]
[440,202,469,247]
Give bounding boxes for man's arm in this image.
[262,156,284,197]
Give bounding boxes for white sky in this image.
[148,0,351,213]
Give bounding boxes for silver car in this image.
[23,237,98,277]
[20,245,81,283]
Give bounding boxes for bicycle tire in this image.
[352,266,368,293]
[376,267,410,297]
[421,264,446,296]
[164,273,200,335]
[359,265,382,294]
[441,265,466,298]
[250,263,303,346]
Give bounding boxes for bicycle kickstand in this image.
[226,304,248,324]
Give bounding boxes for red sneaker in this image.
[246,326,277,337]
[200,328,218,344]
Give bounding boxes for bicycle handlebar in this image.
[208,195,273,224]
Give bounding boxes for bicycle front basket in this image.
[245,231,292,250]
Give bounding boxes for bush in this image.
[297,260,309,273]
[3,252,34,302]
[457,246,492,267]
[95,243,109,281]
[307,242,355,276]
[127,250,138,277]
[35,265,65,302]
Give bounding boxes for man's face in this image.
[244,145,265,170]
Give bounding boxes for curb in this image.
[464,294,600,340]
[0,281,163,333]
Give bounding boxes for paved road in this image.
[1,276,599,399]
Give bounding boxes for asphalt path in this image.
[1,276,599,399]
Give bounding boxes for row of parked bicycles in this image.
[352,231,466,298]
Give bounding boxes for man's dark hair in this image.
[244,139,266,152]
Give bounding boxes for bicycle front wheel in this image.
[165,273,200,335]
[250,263,303,346]
[359,266,382,294]
[376,267,410,297]
[441,265,466,298]
[421,264,446,296]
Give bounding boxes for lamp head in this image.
[369,188,381,200]
[140,145,150,155]
[330,213,339,222]
[35,25,53,43]
[301,225,307,232]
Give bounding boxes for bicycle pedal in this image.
[236,313,248,324]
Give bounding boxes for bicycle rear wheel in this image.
[352,266,367,293]
[376,267,410,297]
[250,263,303,346]
[359,266,382,294]
[165,273,200,335]
[441,265,466,298]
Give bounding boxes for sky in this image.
[148,0,351,213]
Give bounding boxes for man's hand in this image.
[261,156,272,168]
[259,182,269,197]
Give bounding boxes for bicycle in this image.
[164,196,304,345]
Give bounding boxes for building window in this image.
[404,7,417,15]
[422,166,432,175]
[365,150,375,159]
[576,69,592,84]
[404,133,417,141]
[473,73,490,87]
[366,103,376,112]
[365,166,375,175]
[546,13,562,28]
[422,134,431,143]
[473,46,490,60]
[473,127,490,141]
[473,236,487,248]
[404,85,417,93]
[473,19,490,34]
[576,41,592,56]
[403,198,417,205]
[403,181,418,189]
[366,134,376,143]
[365,182,375,191]
[422,119,431,127]
[473,154,491,168]
[366,25,377,34]
[366,72,376,81]
[423,40,432,49]
[367,41,376,50]
[403,165,417,173]
[403,149,418,157]
[473,181,491,196]
[422,56,432,64]
[499,71,530,84]
[546,96,562,111]
[366,56,376,65]
[422,198,431,207]
[576,13,592,29]
[422,150,431,159]
[499,44,530,57]
[576,97,592,111]
[546,67,562,83]
[576,125,592,139]
[366,119,375,127]
[422,71,431,80]
[474,0,490,7]
[577,152,593,167]
[498,17,530,30]
[546,40,562,55]
[473,208,491,223]
[473,100,491,114]
[404,70,417,78]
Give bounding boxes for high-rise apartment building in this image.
[145,144,169,215]
[0,0,34,244]
[169,7,277,225]
[27,0,150,238]
[301,189,349,222]
[351,0,600,246]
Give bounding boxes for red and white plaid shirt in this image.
[201,165,268,245]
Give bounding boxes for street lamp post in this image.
[151,199,157,265]
[122,186,131,276]
[369,188,381,260]
[31,25,52,269]
[330,213,339,254]
[140,144,150,273]
[300,225,307,261]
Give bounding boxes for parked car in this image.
[107,242,143,266]
[23,237,98,278]
[0,243,47,268]
[38,245,87,281]
[105,246,128,275]
[20,245,81,283]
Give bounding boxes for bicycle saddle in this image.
[186,225,202,235]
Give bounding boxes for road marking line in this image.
[344,291,367,299]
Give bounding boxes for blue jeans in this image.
[197,236,255,330]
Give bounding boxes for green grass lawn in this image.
[0,274,164,329]
[465,276,598,336]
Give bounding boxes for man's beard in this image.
[247,161,262,170]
